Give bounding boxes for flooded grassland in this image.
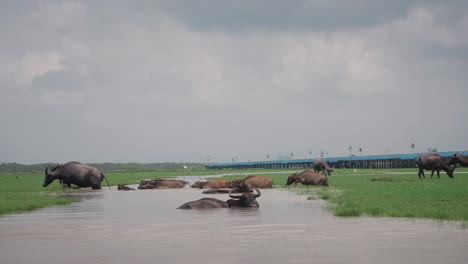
[1,170,468,264]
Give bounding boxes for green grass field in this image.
[1,168,467,221]
[215,167,468,221]
[0,169,269,216]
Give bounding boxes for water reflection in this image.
[0,180,467,264]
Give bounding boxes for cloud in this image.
[0,1,467,164]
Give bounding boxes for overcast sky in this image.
[1,0,468,164]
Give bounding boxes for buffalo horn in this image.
[45,164,50,175]
[253,187,261,198]
[229,193,242,199]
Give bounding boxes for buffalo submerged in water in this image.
[177,188,262,209]
[43,162,110,189]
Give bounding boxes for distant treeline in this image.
[0,162,205,173]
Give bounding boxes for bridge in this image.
[204,151,466,170]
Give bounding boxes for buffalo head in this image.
[447,166,454,178]
[286,173,298,185]
[227,188,261,207]
[43,164,60,187]
[191,181,204,188]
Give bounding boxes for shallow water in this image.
[1,177,467,264]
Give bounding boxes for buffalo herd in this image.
[42,153,467,208]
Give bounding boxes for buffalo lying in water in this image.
[415,154,455,179]
[286,170,328,186]
[312,158,334,176]
[229,175,273,189]
[43,162,110,189]
[191,179,230,189]
[117,184,135,191]
[177,188,261,209]
[229,181,253,193]
[138,179,190,189]
[243,175,273,188]
[202,189,231,194]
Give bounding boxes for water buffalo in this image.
[138,179,190,189]
[43,162,110,189]
[447,153,468,167]
[117,184,135,191]
[228,175,273,189]
[202,188,231,194]
[312,158,334,176]
[191,179,230,189]
[415,154,454,179]
[286,170,328,186]
[243,175,273,188]
[229,181,253,193]
[177,188,261,209]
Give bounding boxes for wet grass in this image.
[0,168,291,216]
[2,167,468,221]
[216,168,468,221]
[0,173,79,216]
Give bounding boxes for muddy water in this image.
[1,177,467,264]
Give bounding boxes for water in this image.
[1,177,467,264]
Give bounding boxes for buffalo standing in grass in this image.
[177,188,261,209]
[286,170,328,186]
[415,154,455,179]
[447,152,468,167]
[43,162,110,189]
[312,158,334,176]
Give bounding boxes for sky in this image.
[1,0,468,164]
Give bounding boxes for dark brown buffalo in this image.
[286,170,328,186]
[117,184,135,191]
[312,158,334,176]
[43,162,110,189]
[415,154,454,179]
[177,188,261,209]
[202,188,231,194]
[230,181,253,193]
[177,198,228,209]
[138,179,190,189]
[191,179,230,189]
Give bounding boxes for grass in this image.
[214,168,468,221]
[0,168,290,216]
[2,167,468,221]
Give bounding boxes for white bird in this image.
[183,165,188,169]
[353,167,357,173]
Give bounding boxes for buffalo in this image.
[312,158,334,176]
[229,181,253,193]
[43,162,110,189]
[191,179,230,189]
[117,184,135,191]
[243,175,273,188]
[447,152,468,167]
[286,170,328,186]
[415,154,454,179]
[229,175,273,189]
[138,179,190,189]
[202,189,232,194]
[177,188,261,209]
